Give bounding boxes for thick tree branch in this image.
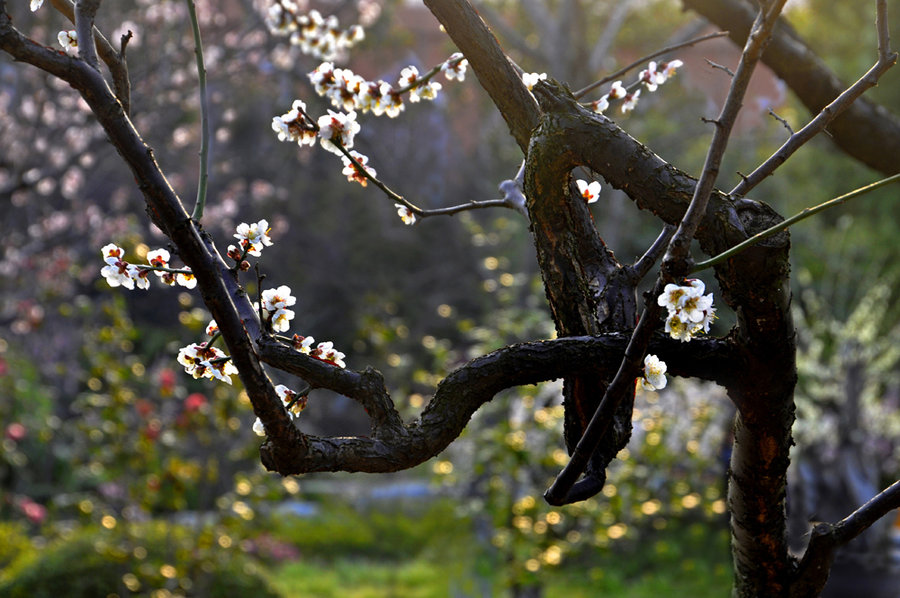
[424,0,539,153]
[255,333,735,474]
[684,0,900,175]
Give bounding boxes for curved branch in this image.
[792,479,900,598]
[255,333,735,474]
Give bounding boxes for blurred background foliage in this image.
[1,0,899,595]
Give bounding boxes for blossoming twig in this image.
[573,30,728,99]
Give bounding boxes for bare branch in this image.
[730,0,897,196]
[630,224,675,281]
[256,333,735,474]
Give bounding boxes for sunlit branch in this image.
[185,0,211,221]
[694,173,900,273]
[730,0,897,197]
[574,30,728,100]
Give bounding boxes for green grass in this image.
[270,559,451,598]
[269,554,732,598]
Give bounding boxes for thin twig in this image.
[767,108,793,134]
[574,30,729,99]
[630,224,676,280]
[185,0,211,221]
[335,143,521,218]
[705,58,734,77]
[694,173,900,272]
[730,0,897,197]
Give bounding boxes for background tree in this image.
[2,1,900,596]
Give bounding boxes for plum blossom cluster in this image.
[291,334,347,368]
[308,54,467,118]
[228,219,274,261]
[100,244,197,290]
[252,383,310,436]
[265,2,364,61]
[657,279,716,342]
[177,341,239,385]
[589,59,684,115]
[260,285,297,333]
[640,354,668,391]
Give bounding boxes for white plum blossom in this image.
[607,81,627,100]
[522,72,547,90]
[30,0,43,11]
[261,285,297,332]
[317,110,360,155]
[639,61,666,91]
[205,319,219,336]
[58,30,78,54]
[292,334,346,368]
[658,279,716,342]
[441,53,468,81]
[395,203,416,225]
[272,100,317,146]
[621,90,641,113]
[341,150,376,186]
[659,59,684,79]
[100,244,141,290]
[276,384,308,417]
[264,4,364,61]
[252,417,266,436]
[590,95,609,114]
[640,354,668,391]
[576,179,602,203]
[177,342,237,384]
[176,269,198,289]
[234,219,274,257]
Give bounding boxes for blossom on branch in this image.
[292,334,346,368]
[522,72,547,90]
[657,279,716,342]
[272,100,317,146]
[576,179,602,203]
[234,219,274,257]
[276,384,308,417]
[639,354,668,391]
[395,203,416,225]
[176,342,238,384]
[341,150,376,186]
[58,31,78,54]
[441,53,468,81]
[261,285,297,333]
[265,4,364,61]
[317,110,360,155]
[100,244,141,290]
[30,0,43,11]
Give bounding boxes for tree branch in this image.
[684,0,900,175]
[424,0,540,153]
[255,333,735,474]
[730,0,897,196]
[791,479,900,598]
